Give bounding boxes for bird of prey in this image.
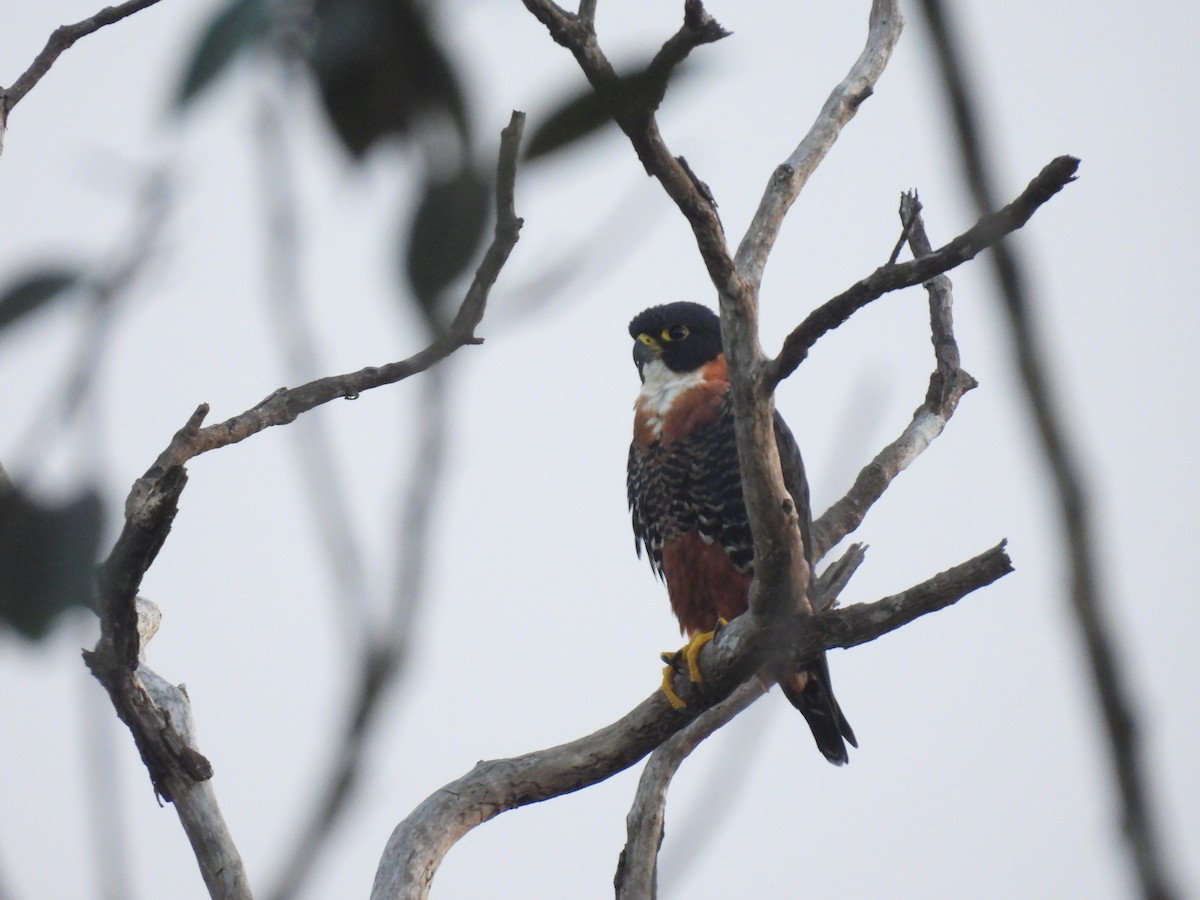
[626,301,856,764]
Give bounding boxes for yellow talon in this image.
[657,618,728,709]
[661,663,687,710]
[684,617,727,683]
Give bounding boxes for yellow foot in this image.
[660,661,687,710]
[684,618,727,684]
[657,618,728,710]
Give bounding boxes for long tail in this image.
[779,653,857,765]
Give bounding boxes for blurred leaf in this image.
[0,486,103,640]
[308,0,469,158]
[0,268,81,333]
[525,59,694,162]
[405,165,492,323]
[175,0,271,110]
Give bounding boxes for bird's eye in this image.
[662,324,689,342]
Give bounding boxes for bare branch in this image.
[140,664,252,900]
[370,544,1011,900]
[614,541,865,898]
[521,0,735,290]
[811,194,978,558]
[766,155,1079,391]
[0,0,166,151]
[149,111,526,474]
[614,679,765,900]
[85,113,524,815]
[916,3,1178,897]
[734,0,904,286]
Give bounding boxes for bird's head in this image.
[628,302,722,381]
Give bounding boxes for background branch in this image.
[915,4,1178,898]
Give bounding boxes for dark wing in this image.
[773,410,814,569]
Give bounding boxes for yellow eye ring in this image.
[662,324,689,342]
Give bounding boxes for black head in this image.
[628,302,722,378]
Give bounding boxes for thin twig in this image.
[370,542,1011,900]
[734,0,904,287]
[916,3,1177,897]
[766,155,1079,392]
[0,0,166,151]
[521,0,735,289]
[811,193,979,558]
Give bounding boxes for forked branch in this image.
[371,543,1011,900]
[83,112,526,890]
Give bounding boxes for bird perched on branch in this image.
[626,301,856,764]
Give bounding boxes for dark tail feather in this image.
[779,654,857,766]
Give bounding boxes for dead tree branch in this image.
[83,112,525,892]
[734,0,903,286]
[615,543,866,898]
[0,0,166,151]
[614,678,766,900]
[370,541,1011,900]
[812,191,980,558]
[766,155,1079,391]
[915,3,1178,897]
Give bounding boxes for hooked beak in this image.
[632,336,660,382]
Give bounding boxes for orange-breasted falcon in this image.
[626,301,857,765]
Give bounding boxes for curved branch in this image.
[0,0,166,151]
[812,193,977,558]
[370,543,1011,900]
[85,113,524,812]
[614,679,765,900]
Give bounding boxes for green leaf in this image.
[404,165,492,323]
[308,0,470,158]
[525,59,694,162]
[174,0,271,111]
[0,268,81,333]
[0,487,104,640]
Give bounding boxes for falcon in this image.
[626,301,856,764]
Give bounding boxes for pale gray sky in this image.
[1,2,1197,898]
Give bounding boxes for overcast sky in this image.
[1,1,1198,898]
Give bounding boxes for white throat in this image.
[636,359,705,440]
